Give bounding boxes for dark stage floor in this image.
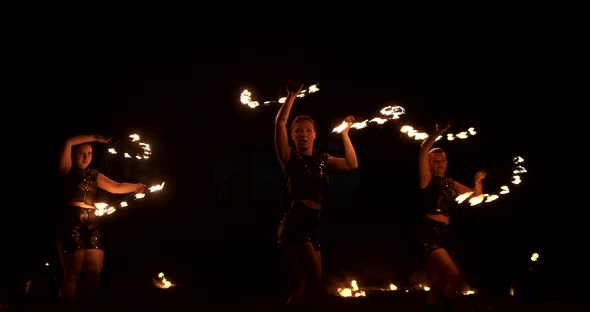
[3,282,589,312]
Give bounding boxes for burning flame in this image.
[94,182,166,216]
[332,105,406,133]
[240,84,320,109]
[149,182,165,192]
[417,283,431,291]
[153,272,174,289]
[94,202,116,216]
[337,280,366,297]
[459,282,477,295]
[531,252,539,261]
[400,125,429,140]
[108,134,152,160]
[239,84,528,207]
[454,156,526,206]
[332,279,474,296]
[400,126,476,141]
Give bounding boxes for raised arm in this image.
[454,169,487,196]
[327,116,359,171]
[59,134,110,176]
[275,81,304,170]
[97,173,146,194]
[418,123,450,189]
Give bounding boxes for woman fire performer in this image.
[274,80,359,307]
[417,122,486,312]
[56,134,146,312]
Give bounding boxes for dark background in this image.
[1,16,588,304]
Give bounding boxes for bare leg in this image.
[426,250,442,306]
[59,248,84,312]
[283,244,308,305]
[426,248,461,305]
[80,249,104,309]
[425,248,461,310]
[298,242,323,304]
[283,242,323,306]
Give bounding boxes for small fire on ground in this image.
[153,272,174,289]
[336,280,476,297]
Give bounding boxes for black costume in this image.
[418,176,458,255]
[277,150,329,251]
[57,167,103,252]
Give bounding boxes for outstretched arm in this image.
[327,116,359,171]
[418,123,450,189]
[275,80,303,171]
[59,134,110,176]
[97,173,146,194]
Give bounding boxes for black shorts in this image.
[56,205,103,252]
[277,201,321,251]
[418,217,451,256]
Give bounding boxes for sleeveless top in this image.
[62,167,99,206]
[285,149,329,203]
[420,176,458,217]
